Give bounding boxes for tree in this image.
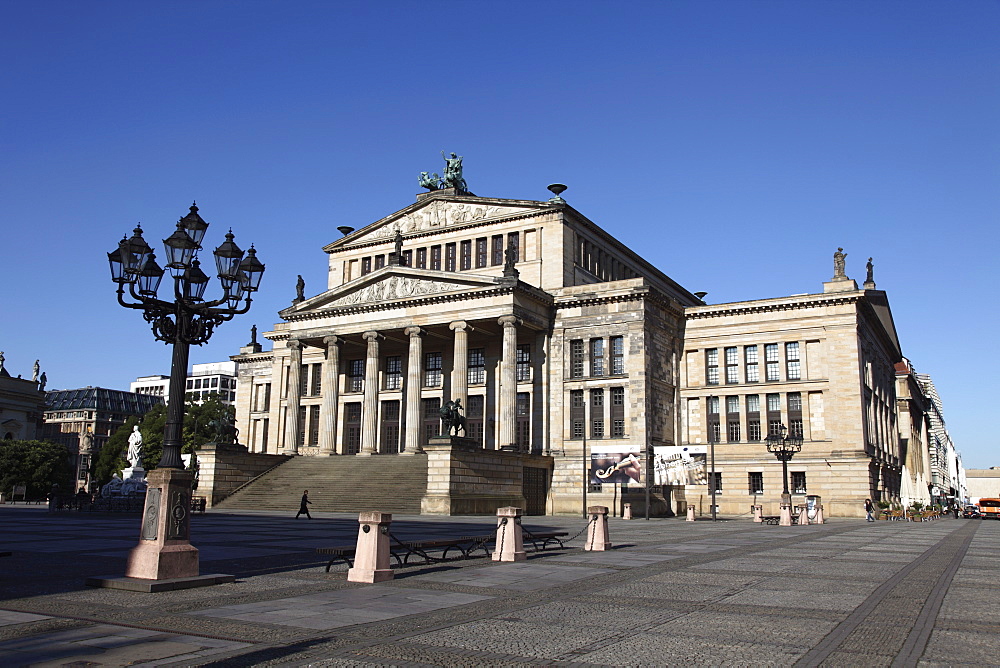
[93,416,138,484]
[0,440,74,499]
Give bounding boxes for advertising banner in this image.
[652,445,707,486]
[590,446,642,485]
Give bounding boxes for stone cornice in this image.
[685,293,861,320]
[554,284,684,317]
[231,352,274,363]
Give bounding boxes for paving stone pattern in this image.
[0,506,997,666]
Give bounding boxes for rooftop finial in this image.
[547,183,567,204]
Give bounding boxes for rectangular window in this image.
[610,336,624,375]
[709,422,722,443]
[748,420,761,442]
[491,235,504,266]
[786,342,801,380]
[765,343,780,381]
[709,472,722,493]
[612,419,625,438]
[706,348,719,385]
[611,387,625,437]
[416,247,427,269]
[591,339,605,376]
[466,395,484,443]
[516,343,531,382]
[745,345,759,382]
[424,352,442,387]
[746,394,760,414]
[506,232,520,263]
[592,388,604,408]
[468,348,485,385]
[298,366,308,397]
[374,254,385,270]
[725,347,739,384]
[401,249,412,267]
[361,257,372,275]
[768,419,783,436]
[787,392,802,412]
[475,237,488,268]
[460,240,472,270]
[344,403,361,455]
[422,398,441,442]
[592,418,605,439]
[516,392,530,449]
[445,242,456,271]
[309,405,320,446]
[789,419,804,438]
[570,340,585,378]
[792,471,807,494]
[310,364,322,397]
[728,420,741,442]
[348,359,364,393]
[430,245,441,270]
[748,472,764,495]
[726,396,739,414]
[707,396,720,414]
[570,389,585,439]
[766,393,781,412]
[385,356,402,390]
[381,400,400,454]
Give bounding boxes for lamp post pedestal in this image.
[779,492,793,526]
[126,469,199,580]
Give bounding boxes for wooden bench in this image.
[760,516,799,525]
[521,531,569,550]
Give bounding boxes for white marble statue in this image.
[127,426,144,469]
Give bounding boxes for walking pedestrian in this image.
[296,489,312,519]
[864,498,875,522]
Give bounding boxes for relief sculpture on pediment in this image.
[369,202,509,240]
[329,275,470,307]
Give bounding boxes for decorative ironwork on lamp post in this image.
[765,423,803,497]
[107,203,264,469]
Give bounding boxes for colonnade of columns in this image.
[280,315,523,455]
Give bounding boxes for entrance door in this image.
[522,467,548,516]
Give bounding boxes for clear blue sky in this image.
[2,2,996,467]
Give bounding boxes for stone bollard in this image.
[779,502,793,526]
[813,504,825,524]
[347,511,394,583]
[797,505,809,526]
[752,505,763,523]
[493,507,526,562]
[623,502,633,520]
[585,506,611,551]
[686,505,696,522]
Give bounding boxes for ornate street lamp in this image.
[766,423,803,497]
[104,202,263,585]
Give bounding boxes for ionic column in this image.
[282,339,302,455]
[450,321,471,411]
[318,336,341,456]
[359,331,381,456]
[498,315,520,450]
[403,327,424,454]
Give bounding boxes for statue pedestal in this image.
[88,468,233,592]
[122,466,146,481]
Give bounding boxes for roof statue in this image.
[833,247,847,280]
[418,152,470,194]
[294,275,306,303]
[32,360,40,382]
[249,324,258,346]
[39,371,47,391]
[864,257,876,289]
[418,171,440,191]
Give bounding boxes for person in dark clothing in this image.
[864,498,875,522]
[296,490,312,519]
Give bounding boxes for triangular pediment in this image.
[324,195,555,250]
[282,266,504,315]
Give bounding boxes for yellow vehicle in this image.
[978,498,1000,519]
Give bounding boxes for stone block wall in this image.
[197,442,291,508]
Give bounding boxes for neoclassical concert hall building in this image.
[228,172,931,517]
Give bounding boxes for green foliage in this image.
[0,439,74,499]
[91,393,236,486]
[910,501,925,512]
[93,416,139,484]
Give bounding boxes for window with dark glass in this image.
[460,240,472,270]
[570,389,584,438]
[706,348,719,385]
[309,405,320,446]
[311,364,322,397]
[725,347,739,383]
[591,387,604,437]
[374,254,385,270]
[491,235,504,265]
[516,343,531,382]
[610,336,624,374]
[709,472,722,493]
[570,340,585,378]
[361,257,372,275]
[707,395,720,442]
[299,365,308,397]
[343,403,362,455]
[385,356,402,390]
[430,245,441,270]
[416,247,427,269]
[765,343,780,381]
[792,471,807,494]
[506,232,520,263]
[445,243,456,271]
[401,249,412,267]
[516,392,530,449]
[745,345,759,382]
[348,359,364,392]
[786,342,801,380]
[748,472,764,495]
[422,398,441,442]
[475,237,488,268]
[591,339,605,376]
[381,400,400,454]
[466,395,484,443]
[468,348,485,384]
[424,352,442,387]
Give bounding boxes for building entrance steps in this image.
[212,453,428,514]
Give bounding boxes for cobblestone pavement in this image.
[0,506,996,666]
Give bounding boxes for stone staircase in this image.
[214,454,428,514]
